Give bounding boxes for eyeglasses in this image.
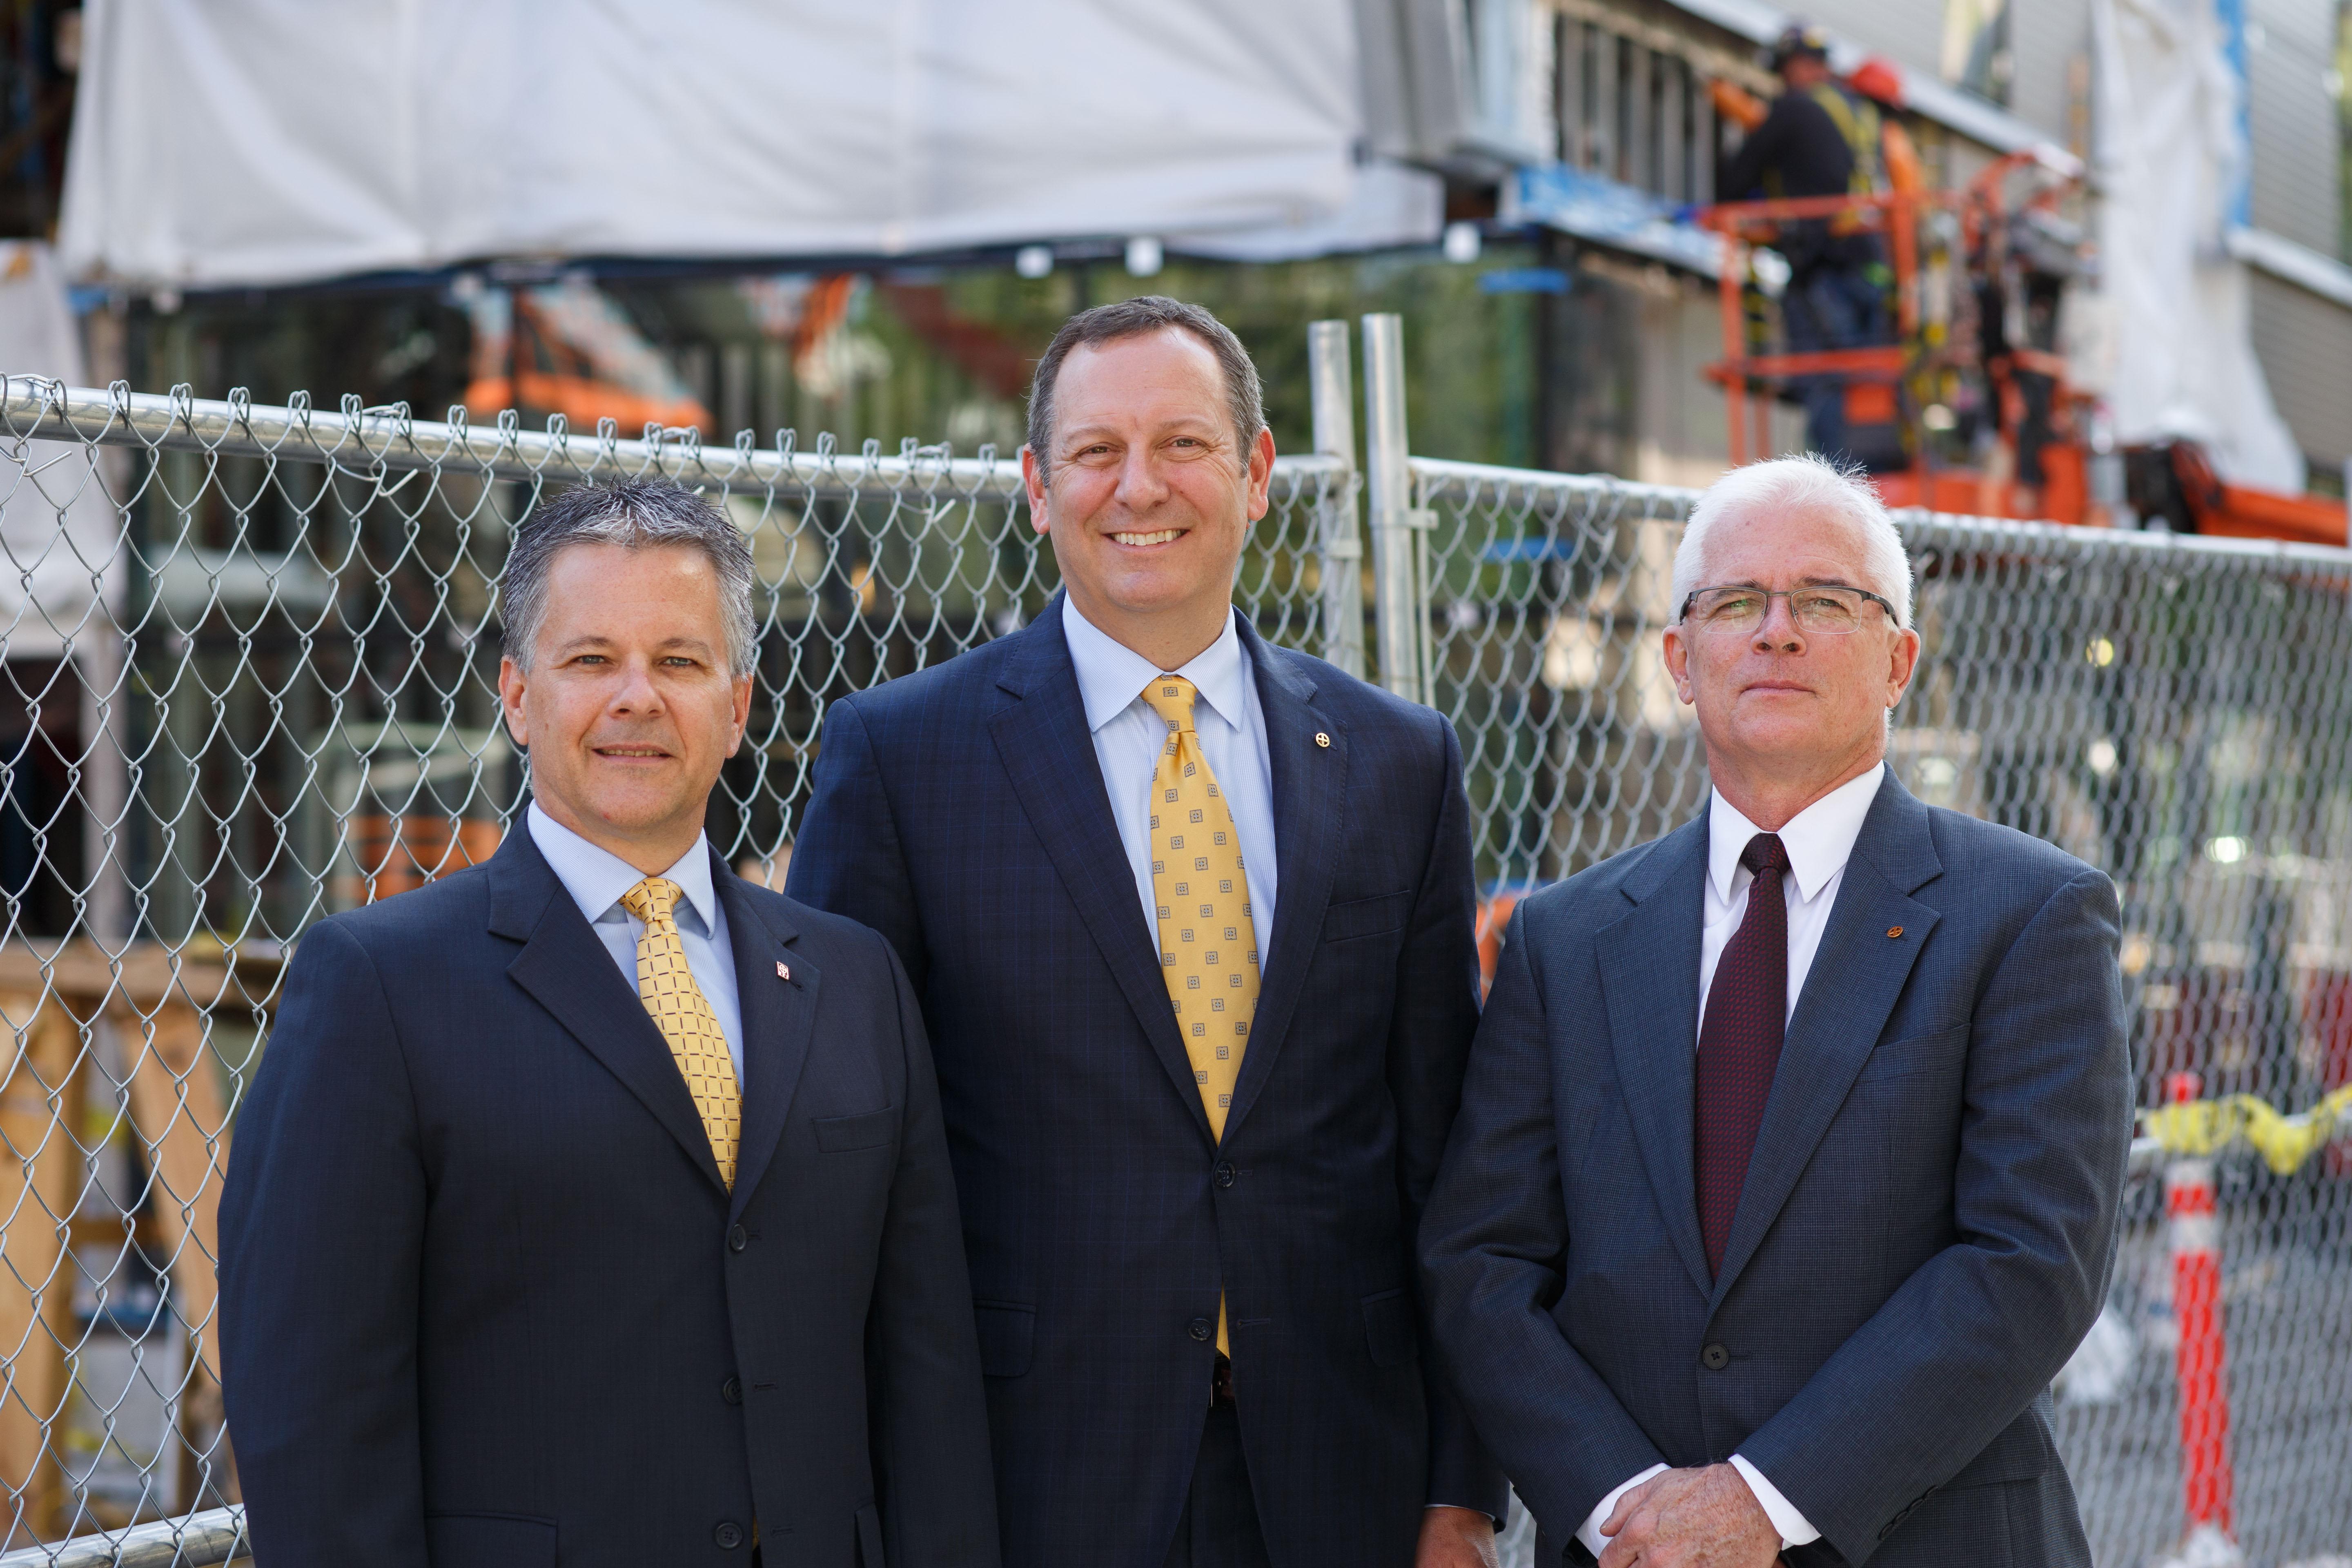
[1677,584,1900,635]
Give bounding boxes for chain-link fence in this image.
[2,323,2347,1566]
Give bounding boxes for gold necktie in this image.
[1141,675,1260,1358]
[619,876,743,1188]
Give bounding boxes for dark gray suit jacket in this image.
[1420,771,2131,1566]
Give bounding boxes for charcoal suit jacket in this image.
[219,822,997,1568]
[786,593,1508,1568]
[1420,770,2132,1567]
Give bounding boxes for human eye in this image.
[1704,591,1762,622]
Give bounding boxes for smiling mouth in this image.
[594,745,673,759]
[1109,528,1184,548]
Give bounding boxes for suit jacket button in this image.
[1214,1160,1237,1188]
[714,1520,745,1550]
[1187,1317,1215,1342]
[1701,1343,1731,1371]
[723,1376,742,1405]
[728,1224,749,1253]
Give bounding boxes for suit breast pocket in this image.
[815,1105,897,1153]
[1322,890,1411,945]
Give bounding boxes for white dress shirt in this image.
[527,802,746,1081]
[1060,598,1278,942]
[1577,763,1885,1559]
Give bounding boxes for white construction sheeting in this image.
[58,0,1380,290]
[0,243,123,659]
[2091,0,2303,491]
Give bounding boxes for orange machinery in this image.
[1698,143,2350,547]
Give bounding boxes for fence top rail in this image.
[0,1506,245,1568]
[1406,451,2352,573]
[0,375,1347,496]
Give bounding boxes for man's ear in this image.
[1021,444,1051,536]
[499,655,530,748]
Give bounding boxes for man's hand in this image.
[1595,1464,1780,1568]
[1417,1505,1501,1568]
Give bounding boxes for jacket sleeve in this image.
[218,918,429,1568]
[1388,710,1511,1522]
[1419,900,1669,1536]
[1735,868,2132,1564]
[785,696,929,991]
[868,929,1001,1567]
[1716,92,1798,200]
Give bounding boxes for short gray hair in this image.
[1026,296,1265,483]
[501,480,757,673]
[1674,454,1914,627]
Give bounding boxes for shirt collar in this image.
[1707,762,1885,905]
[527,800,719,935]
[1060,595,1251,735]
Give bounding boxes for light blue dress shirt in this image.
[1061,598,1279,943]
[526,802,746,1081]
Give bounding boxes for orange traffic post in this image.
[2161,1072,2242,1568]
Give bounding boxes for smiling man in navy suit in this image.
[221,481,996,1568]
[1421,455,2131,1568]
[789,298,1506,1568]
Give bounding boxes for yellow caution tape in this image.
[2138,1085,2352,1175]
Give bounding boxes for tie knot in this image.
[1740,833,1790,878]
[1140,675,1200,736]
[619,876,684,926]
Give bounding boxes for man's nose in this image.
[1752,595,1806,649]
[610,658,664,710]
[1114,445,1172,507]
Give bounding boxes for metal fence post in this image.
[1306,321,1365,679]
[1361,313,1430,705]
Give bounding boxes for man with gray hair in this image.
[1422,454,2131,1567]
[222,479,998,1568]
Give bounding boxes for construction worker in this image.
[1715,24,1895,468]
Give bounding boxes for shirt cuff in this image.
[1578,1462,1670,1559]
[1728,1454,1821,1547]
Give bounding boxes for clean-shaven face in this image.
[1025,327,1272,629]
[499,540,751,858]
[1663,505,1920,780]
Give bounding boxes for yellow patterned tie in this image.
[1141,675,1260,1358]
[619,877,743,1188]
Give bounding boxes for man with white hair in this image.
[1421,455,2130,1567]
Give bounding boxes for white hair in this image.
[1673,454,1914,628]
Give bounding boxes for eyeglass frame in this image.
[1675,582,1903,633]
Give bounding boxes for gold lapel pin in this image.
[776,961,792,980]
[1314,732,1331,748]
[1886,926,1904,940]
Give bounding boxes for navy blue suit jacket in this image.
[787,595,1508,1568]
[220,823,997,1568]
[1420,772,2132,1567]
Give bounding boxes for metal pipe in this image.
[1360,314,1425,704]
[0,375,1347,500]
[0,1506,245,1568]
[1305,321,1365,679]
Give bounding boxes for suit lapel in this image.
[987,597,1213,1141]
[1711,772,1943,1299]
[490,826,728,1194]
[715,853,821,1220]
[1594,816,1715,1298]
[1223,621,1343,1140]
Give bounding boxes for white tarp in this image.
[2091,0,2303,491]
[0,242,125,660]
[58,0,1382,290]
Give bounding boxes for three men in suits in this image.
[789,297,1505,1568]
[220,481,996,1568]
[1421,455,2131,1567]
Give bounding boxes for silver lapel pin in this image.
[776,961,792,981]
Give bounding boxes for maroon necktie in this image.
[1695,832,1790,1279]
